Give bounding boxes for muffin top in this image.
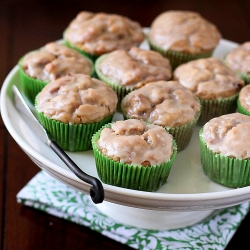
[201,113,250,159]
[36,74,118,124]
[97,119,174,166]
[173,57,244,99]
[239,85,250,111]
[121,80,201,127]
[96,47,172,88]
[225,42,250,74]
[148,10,221,54]
[64,11,145,56]
[21,42,93,82]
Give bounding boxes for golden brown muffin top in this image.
[121,80,200,127]
[97,119,174,165]
[36,74,118,124]
[96,47,172,88]
[64,11,145,55]
[201,113,250,159]
[225,42,250,74]
[21,42,93,82]
[149,10,221,54]
[173,57,244,99]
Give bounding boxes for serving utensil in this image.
[12,85,104,204]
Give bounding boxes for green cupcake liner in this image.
[165,111,200,152]
[237,98,250,116]
[91,123,177,191]
[148,39,213,70]
[198,92,239,125]
[18,58,48,104]
[63,34,99,62]
[239,72,250,85]
[95,54,133,111]
[36,106,114,152]
[18,51,95,105]
[199,129,250,188]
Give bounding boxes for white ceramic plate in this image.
[2,36,249,220]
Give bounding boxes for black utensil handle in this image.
[49,140,104,204]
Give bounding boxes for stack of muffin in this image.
[18,10,250,191]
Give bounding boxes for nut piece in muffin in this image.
[19,42,94,104]
[173,57,244,125]
[63,11,145,61]
[121,80,201,151]
[200,113,250,187]
[35,73,118,151]
[92,119,177,191]
[224,41,250,85]
[95,47,172,109]
[148,10,221,69]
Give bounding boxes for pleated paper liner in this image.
[18,54,95,105]
[198,92,239,126]
[148,39,213,70]
[36,109,114,152]
[63,31,100,63]
[91,123,177,191]
[237,99,250,116]
[18,59,48,104]
[239,72,250,85]
[95,54,134,111]
[199,129,250,188]
[165,110,200,152]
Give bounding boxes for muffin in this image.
[224,42,250,85]
[148,10,221,69]
[91,119,177,191]
[95,47,172,109]
[237,84,250,115]
[200,113,250,188]
[19,42,94,104]
[173,57,245,125]
[121,80,201,151]
[35,73,118,151]
[63,11,145,61]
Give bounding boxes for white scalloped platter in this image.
[2,35,249,230]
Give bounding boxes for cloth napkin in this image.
[17,171,250,250]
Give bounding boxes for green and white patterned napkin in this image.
[17,171,250,250]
